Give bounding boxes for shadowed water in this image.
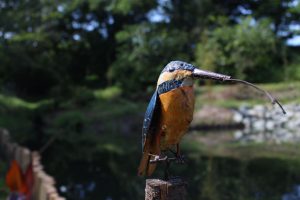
[40,125,300,200]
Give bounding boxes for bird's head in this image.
[157,61,231,86]
[156,60,286,114]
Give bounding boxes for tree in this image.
[108,23,191,97]
[0,0,298,99]
[195,17,285,82]
[0,0,159,98]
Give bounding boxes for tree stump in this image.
[145,177,187,200]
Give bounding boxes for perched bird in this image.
[138,61,231,176]
[138,61,286,176]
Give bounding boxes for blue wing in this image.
[142,90,160,150]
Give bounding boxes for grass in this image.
[0,94,52,109]
[195,81,300,109]
[93,86,122,100]
[0,81,298,144]
[0,81,297,142]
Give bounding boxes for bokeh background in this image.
[1,0,300,199]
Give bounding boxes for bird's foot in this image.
[175,154,186,164]
[149,154,186,164]
[148,153,186,180]
[149,154,168,163]
[167,147,187,164]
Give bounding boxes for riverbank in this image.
[191,82,300,128]
[0,81,299,147]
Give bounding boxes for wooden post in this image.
[145,177,187,200]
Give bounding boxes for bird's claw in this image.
[148,153,187,180]
[149,154,168,163]
[148,153,187,164]
[175,154,186,164]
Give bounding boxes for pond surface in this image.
[43,127,300,200]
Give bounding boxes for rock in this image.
[233,112,243,123]
[234,131,243,139]
[266,120,275,130]
[242,118,251,129]
[253,120,265,131]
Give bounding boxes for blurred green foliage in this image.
[1,1,300,199]
[108,23,191,94]
[0,161,9,199]
[195,17,285,82]
[0,0,300,99]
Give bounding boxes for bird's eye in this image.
[169,68,175,72]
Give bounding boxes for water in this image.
[42,127,300,200]
[283,185,300,200]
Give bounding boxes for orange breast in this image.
[158,86,195,150]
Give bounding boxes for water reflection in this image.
[49,141,300,200]
[44,127,300,199]
[282,185,300,200]
[234,129,300,144]
[59,182,96,199]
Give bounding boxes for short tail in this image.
[137,151,149,176]
[137,151,157,176]
[138,136,160,176]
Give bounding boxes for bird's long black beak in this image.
[192,68,231,81]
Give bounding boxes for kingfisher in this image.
[137,61,232,176]
[138,60,286,176]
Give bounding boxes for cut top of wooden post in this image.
[145,177,187,200]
